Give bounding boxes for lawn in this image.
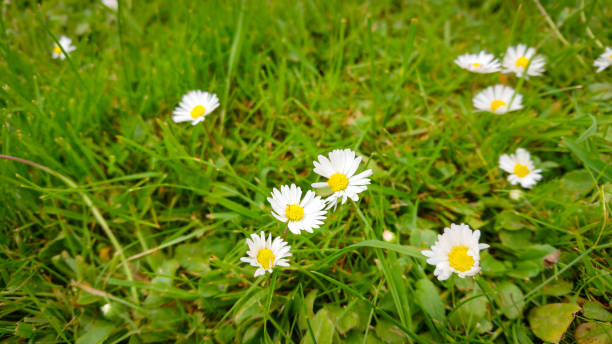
[1,0,611,343]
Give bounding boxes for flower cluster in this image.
[234,149,373,277]
[455,45,549,190]
[457,44,547,115]
[421,43,612,282]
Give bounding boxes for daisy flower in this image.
[499,148,542,189]
[382,230,395,242]
[101,0,118,10]
[594,47,612,73]
[267,184,327,235]
[51,36,76,60]
[240,231,291,277]
[473,84,523,114]
[172,90,219,125]
[421,223,489,281]
[311,149,373,208]
[454,51,501,73]
[502,44,546,78]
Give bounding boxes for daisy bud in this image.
[382,230,395,242]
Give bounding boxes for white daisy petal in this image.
[593,47,612,73]
[240,231,292,277]
[172,90,219,125]
[473,84,523,114]
[267,184,327,235]
[502,44,546,78]
[421,223,489,281]
[498,148,543,189]
[311,149,372,209]
[454,51,501,74]
[51,36,76,60]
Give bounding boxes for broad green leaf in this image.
[561,169,595,198]
[325,305,360,334]
[345,331,383,344]
[374,320,408,344]
[304,308,335,344]
[480,251,508,276]
[499,230,532,249]
[520,244,557,260]
[299,289,318,330]
[583,301,612,322]
[528,303,580,343]
[575,322,612,344]
[449,292,488,330]
[415,278,445,323]
[541,280,573,296]
[507,260,542,279]
[495,282,525,319]
[76,319,115,344]
[496,210,526,231]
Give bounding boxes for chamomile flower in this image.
[473,84,523,114]
[502,44,546,78]
[101,0,118,10]
[593,47,612,73]
[172,90,219,125]
[382,230,395,242]
[311,149,373,208]
[267,184,327,235]
[51,36,76,60]
[454,51,501,73]
[421,223,489,281]
[240,231,291,277]
[499,148,542,189]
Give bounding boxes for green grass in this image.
[1,0,611,343]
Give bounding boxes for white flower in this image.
[101,303,112,315]
[172,90,219,125]
[499,148,542,189]
[502,44,546,78]
[421,223,489,281]
[473,84,523,114]
[311,149,373,208]
[240,231,291,277]
[51,36,76,60]
[454,51,501,73]
[509,189,523,200]
[382,230,395,242]
[267,184,327,235]
[101,0,118,10]
[594,47,612,73]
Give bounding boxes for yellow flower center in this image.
[490,99,506,111]
[609,53,612,59]
[256,248,275,270]
[190,105,206,118]
[513,163,530,178]
[472,62,481,67]
[328,173,349,192]
[53,45,62,54]
[285,204,304,221]
[515,56,529,68]
[448,246,475,272]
